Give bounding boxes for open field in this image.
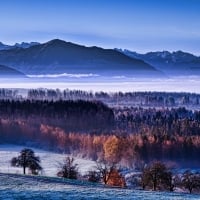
[0,144,96,176]
[0,144,200,199]
[0,173,200,200]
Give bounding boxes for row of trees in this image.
[141,162,200,194]
[0,89,19,99]
[0,99,200,136]
[2,123,200,168]
[0,99,199,168]
[58,159,200,194]
[10,149,126,187]
[0,99,114,132]
[115,106,200,135]
[10,149,200,194]
[27,89,200,108]
[0,88,199,109]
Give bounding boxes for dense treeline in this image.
[0,98,200,167]
[0,89,19,99]
[115,107,200,135]
[27,89,200,109]
[0,99,114,132]
[1,88,199,194]
[1,125,200,167]
[0,88,200,109]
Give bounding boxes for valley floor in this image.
[0,144,96,176]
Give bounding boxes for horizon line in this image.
[0,38,199,56]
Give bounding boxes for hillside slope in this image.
[0,64,25,77]
[0,173,199,199]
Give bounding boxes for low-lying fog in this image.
[0,75,200,93]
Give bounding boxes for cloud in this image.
[27,73,100,78]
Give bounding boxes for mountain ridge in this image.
[116,49,200,75]
[1,39,199,76]
[0,39,160,76]
[0,42,40,50]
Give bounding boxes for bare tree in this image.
[96,160,116,185]
[57,157,78,179]
[87,170,101,183]
[182,171,200,194]
[162,171,175,192]
[141,161,172,191]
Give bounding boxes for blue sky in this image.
[0,0,200,54]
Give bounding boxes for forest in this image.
[0,89,200,168]
[0,99,114,132]
[0,88,200,109]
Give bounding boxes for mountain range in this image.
[116,49,200,75]
[0,39,160,76]
[0,42,40,50]
[0,39,199,77]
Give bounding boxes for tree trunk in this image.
[170,185,174,192]
[103,175,107,184]
[153,179,157,191]
[23,166,26,175]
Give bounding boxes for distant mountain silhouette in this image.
[0,39,160,76]
[14,42,40,49]
[0,42,11,50]
[0,64,25,77]
[0,42,39,50]
[117,49,200,75]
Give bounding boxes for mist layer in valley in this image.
[0,75,200,94]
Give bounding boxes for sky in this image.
[0,0,200,54]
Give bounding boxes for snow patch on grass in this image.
[0,144,200,199]
[0,173,199,200]
[0,144,96,176]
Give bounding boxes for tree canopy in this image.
[11,148,42,175]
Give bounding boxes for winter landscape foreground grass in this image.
[0,173,199,200]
